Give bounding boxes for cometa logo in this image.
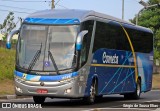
[102,52,119,64]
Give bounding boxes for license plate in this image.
[37,89,48,94]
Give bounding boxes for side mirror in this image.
[6,30,19,49]
[76,30,88,50]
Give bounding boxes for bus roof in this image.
[26,9,153,33]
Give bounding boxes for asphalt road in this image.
[0,90,160,111]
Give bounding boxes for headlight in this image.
[15,86,23,93]
[59,78,75,83]
[14,76,24,83]
[64,88,72,94]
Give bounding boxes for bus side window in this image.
[79,20,94,67]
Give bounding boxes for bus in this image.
[6,9,153,104]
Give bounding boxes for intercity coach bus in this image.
[6,9,153,104]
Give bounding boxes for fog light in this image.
[15,86,23,93]
[64,88,72,94]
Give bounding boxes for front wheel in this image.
[83,79,97,104]
[33,96,46,104]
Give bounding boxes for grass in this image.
[0,47,15,95]
[0,47,15,80]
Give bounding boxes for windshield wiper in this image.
[48,51,59,74]
[27,43,42,73]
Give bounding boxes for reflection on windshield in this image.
[47,26,77,70]
[17,24,79,73]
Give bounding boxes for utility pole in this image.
[122,0,124,20]
[136,0,160,25]
[51,0,55,9]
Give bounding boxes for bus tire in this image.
[132,79,141,99]
[95,95,103,102]
[33,96,46,104]
[124,79,141,100]
[124,94,131,99]
[83,79,97,104]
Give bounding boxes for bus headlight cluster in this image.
[15,76,24,83]
[64,88,72,94]
[59,78,75,83]
[15,86,23,93]
[79,76,84,81]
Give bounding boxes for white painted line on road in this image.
[151,90,160,92]
[82,108,152,111]
[145,99,160,102]
[0,100,7,102]
[0,97,32,102]
[153,108,160,111]
[7,95,16,99]
[119,100,160,103]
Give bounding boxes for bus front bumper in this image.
[14,78,85,98]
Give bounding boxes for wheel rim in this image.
[137,83,141,96]
[90,82,96,102]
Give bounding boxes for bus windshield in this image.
[17,24,79,73]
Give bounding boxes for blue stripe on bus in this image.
[14,70,23,78]
[76,44,82,50]
[24,18,80,24]
[84,49,136,95]
[14,70,78,82]
[109,70,135,94]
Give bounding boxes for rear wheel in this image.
[132,79,141,99]
[33,96,46,104]
[124,79,141,99]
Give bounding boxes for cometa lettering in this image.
[102,52,119,64]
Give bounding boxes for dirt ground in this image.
[0,79,15,95]
[152,73,160,89]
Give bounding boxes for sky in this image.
[0,0,148,29]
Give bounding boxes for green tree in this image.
[0,12,16,41]
[130,0,160,62]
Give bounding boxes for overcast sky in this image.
[0,0,148,29]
